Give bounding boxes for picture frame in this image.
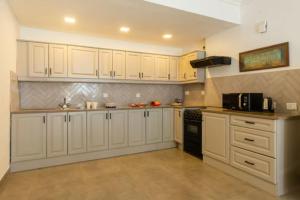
[239,42,289,72]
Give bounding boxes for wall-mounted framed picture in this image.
[239,42,289,72]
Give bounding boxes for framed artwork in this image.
[239,42,289,72]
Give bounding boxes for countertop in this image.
[11,105,300,120]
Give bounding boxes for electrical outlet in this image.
[185,91,190,96]
[136,93,141,98]
[103,93,109,98]
[201,90,205,96]
[286,103,298,111]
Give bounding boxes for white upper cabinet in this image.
[146,109,163,144]
[186,53,197,80]
[141,54,156,80]
[28,42,49,77]
[126,52,141,80]
[155,55,169,81]
[49,44,68,78]
[99,49,113,79]
[169,57,179,81]
[109,110,128,149]
[180,51,206,81]
[128,109,146,146]
[179,56,187,81]
[68,46,99,79]
[112,50,126,80]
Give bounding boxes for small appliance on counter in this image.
[171,98,183,106]
[150,100,161,107]
[222,93,264,112]
[263,97,274,112]
[105,102,117,108]
[129,103,147,108]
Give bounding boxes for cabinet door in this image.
[155,55,169,80]
[186,53,197,80]
[202,113,230,163]
[68,112,87,155]
[99,49,113,79]
[169,57,179,81]
[87,111,109,152]
[28,42,49,77]
[126,52,141,80]
[146,109,163,144]
[68,46,98,79]
[179,56,187,81]
[141,54,156,80]
[163,108,174,142]
[47,112,68,158]
[109,110,128,149]
[128,109,146,146]
[11,113,46,162]
[49,44,68,77]
[113,50,126,80]
[174,109,183,143]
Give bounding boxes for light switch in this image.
[286,103,297,110]
[103,93,109,98]
[201,90,205,96]
[185,91,190,96]
[136,93,141,98]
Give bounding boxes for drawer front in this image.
[231,126,276,157]
[231,147,276,183]
[231,115,275,132]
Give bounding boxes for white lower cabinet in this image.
[87,111,109,152]
[68,112,87,155]
[128,109,146,146]
[109,110,128,149]
[174,109,183,144]
[163,108,174,142]
[47,112,68,158]
[11,113,47,162]
[146,109,163,144]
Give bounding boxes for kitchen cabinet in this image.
[163,108,174,142]
[186,53,197,80]
[174,109,183,144]
[28,42,49,77]
[113,50,126,79]
[49,44,68,77]
[11,113,47,162]
[155,55,170,80]
[146,109,163,144]
[68,112,87,155]
[47,112,68,158]
[169,57,179,81]
[109,110,128,149]
[87,111,109,152]
[141,54,156,80]
[126,52,141,80]
[202,112,230,163]
[98,49,113,79]
[180,51,205,81]
[128,109,146,146]
[68,46,99,79]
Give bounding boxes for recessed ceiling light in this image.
[64,16,76,24]
[120,26,130,33]
[163,34,173,39]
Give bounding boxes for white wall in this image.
[0,0,19,180]
[206,0,300,78]
[19,27,183,56]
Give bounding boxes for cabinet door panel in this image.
[87,111,109,152]
[169,57,179,81]
[163,108,174,142]
[146,109,163,144]
[49,44,68,77]
[113,50,126,79]
[28,42,49,77]
[141,54,156,80]
[174,109,183,143]
[155,56,169,80]
[99,49,113,79]
[109,110,128,149]
[126,52,141,80]
[47,112,68,158]
[68,46,98,78]
[186,53,197,80]
[128,109,146,146]
[68,112,87,155]
[11,114,47,162]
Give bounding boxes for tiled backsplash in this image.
[19,82,183,109]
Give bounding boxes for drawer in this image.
[231,126,276,157]
[231,115,275,132]
[231,146,276,183]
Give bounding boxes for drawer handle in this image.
[244,138,255,142]
[245,121,255,125]
[244,160,255,166]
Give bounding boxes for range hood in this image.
[190,56,231,68]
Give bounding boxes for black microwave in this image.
[222,93,263,112]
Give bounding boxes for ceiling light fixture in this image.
[163,34,173,39]
[120,26,130,33]
[64,16,76,24]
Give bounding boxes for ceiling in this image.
[8,0,238,48]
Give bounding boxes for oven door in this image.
[184,119,203,158]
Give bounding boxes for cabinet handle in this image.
[184,73,186,79]
[144,111,146,118]
[96,70,98,76]
[244,160,255,166]
[244,138,255,142]
[194,71,196,77]
[147,111,149,117]
[168,74,170,80]
[49,68,52,76]
[43,116,46,124]
[45,68,48,75]
[179,111,181,117]
[110,113,112,119]
[106,113,108,119]
[69,115,71,122]
[113,71,116,77]
[141,72,144,78]
[64,115,67,122]
[138,72,141,79]
[245,121,255,125]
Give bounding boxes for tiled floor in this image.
[0,149,299,200]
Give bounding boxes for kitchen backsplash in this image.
[19,82,183,109]
[184,68,300,113]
